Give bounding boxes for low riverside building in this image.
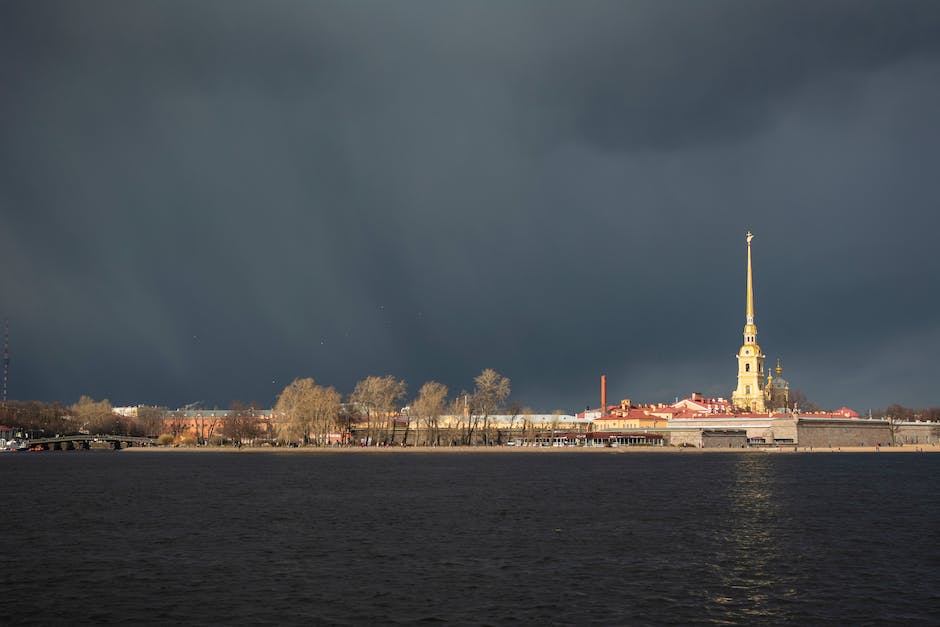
[573,400,671,447]
[162,408,275,444]
[594,408,669,431]
[437,413,592,445]
[379,413,593,446]
[579,399,669,430]
[522,430,665,447]
[584,431,665,447]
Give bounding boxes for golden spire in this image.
[746,231,754,324]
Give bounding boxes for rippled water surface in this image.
[2,451,939,625]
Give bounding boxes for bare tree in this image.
[883,403,913,421]
[449,393,469,446]
[163,410,191,440]
[193,411,223,445]
[411,381,448,446]
[135,406,168,437]
[275,378,316,445]
[520,406,537,444]
[502,400,524,445]
[471,369,510,446]
[70,396,116,434]
[549,409,565,446]
[274,379,341,446]
[224,401,263,446]
[883,404,911,446]
[788,389,819,413]
[309,385,342,446]
[338,403,360,446]
[350,375,407,445]
[349,378,376,446]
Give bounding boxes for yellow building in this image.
[731,232,766,412]
[593,407,669,431]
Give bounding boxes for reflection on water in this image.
[713,454,792,621]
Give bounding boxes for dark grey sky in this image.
[2,1,939,412]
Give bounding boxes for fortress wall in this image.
[667,429,704,447]
[796,420,891,448]
[764,417,798,443]
[895,424,940,445]
[702,430,748,448]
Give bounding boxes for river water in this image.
[2,450,939,625]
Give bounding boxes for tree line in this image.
[8,372,925,447]
[273,368,512,446]
[0,396,268,445]
[873,404,940,422]
[0,368,517,446]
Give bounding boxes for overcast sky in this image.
[2,1,939,412]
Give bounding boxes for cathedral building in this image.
[731,232,767,412]
[665,231,889,447]
[589,232,895,448]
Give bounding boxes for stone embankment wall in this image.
[796,420,892,448]
[702,430,748,448]
[895,423,940,445]
[667,429,704,447]
[764,418,798,443]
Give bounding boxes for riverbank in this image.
[119,444,940,454]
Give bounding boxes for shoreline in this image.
[117,444,940,454]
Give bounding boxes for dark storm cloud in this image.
[2,1,940,411]
[539,3,940,151]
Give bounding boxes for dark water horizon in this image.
[2,451,939,625]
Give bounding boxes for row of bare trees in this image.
[271,368,513,446]
[874,404,940,422]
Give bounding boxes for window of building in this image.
[745,363,750,372]
[745,385,751,394]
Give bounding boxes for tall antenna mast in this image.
[2,319,9,403]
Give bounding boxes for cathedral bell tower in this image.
[732,232,766,412]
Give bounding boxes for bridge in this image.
[24,435,158,450]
